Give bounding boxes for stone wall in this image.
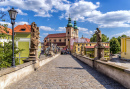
[0,53,60,89]
[72,53,130,89]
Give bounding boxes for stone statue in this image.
[31,22,40,49]
[28,22,40,60]
[95,28,105,60]
[95,28,102,47]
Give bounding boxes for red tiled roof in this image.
[0,25,12,35]
[105,46,110,48]
[14,24,31,33]
[45,33,66,38]
[86,45,110,49]
[45,42,66,46]
[85,46,95,48]
[84,38,90,42]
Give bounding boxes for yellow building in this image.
[121,37,130,59]
[72,42,110,58]
[44,17,79,50]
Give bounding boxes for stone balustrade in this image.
[72,53,130,89]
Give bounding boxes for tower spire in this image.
[67,14,73,27]
[74,19,78,29]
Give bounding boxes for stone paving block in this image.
[5,55,126,89]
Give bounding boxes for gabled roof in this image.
[14,24,31,33]
[0,25,12,35]
[80,36,90,42]
[84,38,90,42]
[45,33,66,39]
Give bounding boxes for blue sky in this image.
[0,0,130,42]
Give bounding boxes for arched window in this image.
[45,40,46,42]
[86,44,87,46]
[64,39,66,42]
[54,39,56,42]
[68,32,69,34]
[90,44,91,46]
[78,44,79,46]
[68,39,69,41]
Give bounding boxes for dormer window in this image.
[21,29,25,31]
[7,31,9,33]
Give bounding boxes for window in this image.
[64,39,66,42]
[21,29,25,31]
[68,32,69,34]
[90,44,91,46]
[82,44,84,46]
[45,40,46,42]
[68,39,69,41]
[59,39,61,42]
[54,39,56,42]
[78,44,79,46]
[50,40,51,42]
[86,44,87,46]
[78,48,80,51]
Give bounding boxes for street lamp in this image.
[8,7,18,67]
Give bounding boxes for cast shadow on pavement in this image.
[58,55,126,89]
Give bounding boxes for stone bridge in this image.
[5,55,126,89]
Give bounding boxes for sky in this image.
[0,0,130,42]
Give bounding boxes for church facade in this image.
[44,17,79,50]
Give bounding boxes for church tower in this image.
[66,15,74,49]
[74,20,79,38]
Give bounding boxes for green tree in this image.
[0,15,23,68]
[117,34,127,45]
[110,37,120,54]
[0,42,23,68]
[90,33,109,42]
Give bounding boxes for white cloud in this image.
[40,26,55,31]
[0,7,27,16]
[56,27,66,31]
[78,27,94,36]
[88,10,130,28]
[43,33,49,36]
[0,21,29,28]
[60,0,130,28]
[64,0,100,21]
[16,9,27,15]
[0,0,70,17]
[59,13,65,20]
[111,30,130,38]
[78,27,88,31]
[0,7,10,11]
[1,0,130,28]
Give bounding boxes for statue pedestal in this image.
[23,48,38,62]
[97,46,105,60]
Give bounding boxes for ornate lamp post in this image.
[8,7,18,67]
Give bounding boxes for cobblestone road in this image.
[6,55,126,89]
